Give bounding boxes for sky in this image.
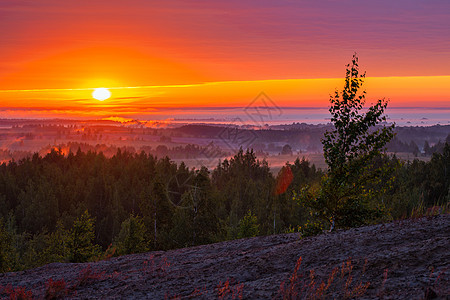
[0,0,449,120]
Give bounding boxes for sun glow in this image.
[92,88,111,101]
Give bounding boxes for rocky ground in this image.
[1,214,449,299]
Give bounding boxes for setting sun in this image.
[92,88,111,101]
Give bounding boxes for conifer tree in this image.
[68,210,101,263]
[0,218,18,273]
[42,220,70,263]
[114,214,149,255]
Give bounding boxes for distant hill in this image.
[1,215,448,299]
[172,123,450,154]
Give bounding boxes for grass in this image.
[277,257,371,300]
[410,203,450,220]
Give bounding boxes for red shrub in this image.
[279,257,371,300]
[75,265,105,287]
[217,278,244,299]
[45,278,69,299]
[1,284,33,300]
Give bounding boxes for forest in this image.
[0,143,449,272]
[1,56,449,274]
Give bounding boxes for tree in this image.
[42,220,70,263]
[114,214,149,255]
[423,141,431,156]
[297,54,396,231]
[426,142,450,204]
[212,148,275,236]
[410,141,419,157]
[68,210,101,263]
[139,179,174,249]
[170,167,220,246]
[0,218,17,273]
[281,144,293,155]
[237,211,259,239]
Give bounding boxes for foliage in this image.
[0,218,17,273]
[384,143,450,218]
[212,148,275,238]
[140,178,174,249]
[170,167,221,247]
[42,220,70,263]
[75,264,105,287]
[323,54,395,171]
[0,141,447,272]
[68,210,101,263]
[237,211,260,239]
[114,214,149,255]
[278,257,370,300]
[423,135,450,156]
[45,278,69,299]
[216,278,244,299]
[297,54,396,230]
[281,144,293,155]
[274,158,324,235]
[298,220,324,238]
[0,284,33,300]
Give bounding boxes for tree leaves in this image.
[299,54,396,230]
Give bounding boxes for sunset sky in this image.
[1,0,449,120]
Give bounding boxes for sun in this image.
[92,88,111,101]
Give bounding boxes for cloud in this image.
[1,0,449,88]
[0,0,449,121]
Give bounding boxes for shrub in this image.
[0,284,33,300]
[45,278,68,299]
[237,211,259,239]
[298,220,324,238]
[278,257,370,299]
[75,265,105,287]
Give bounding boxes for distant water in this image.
[143,107,450,127]
[384,108,450,126]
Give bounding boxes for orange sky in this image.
[1,1,449,119]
